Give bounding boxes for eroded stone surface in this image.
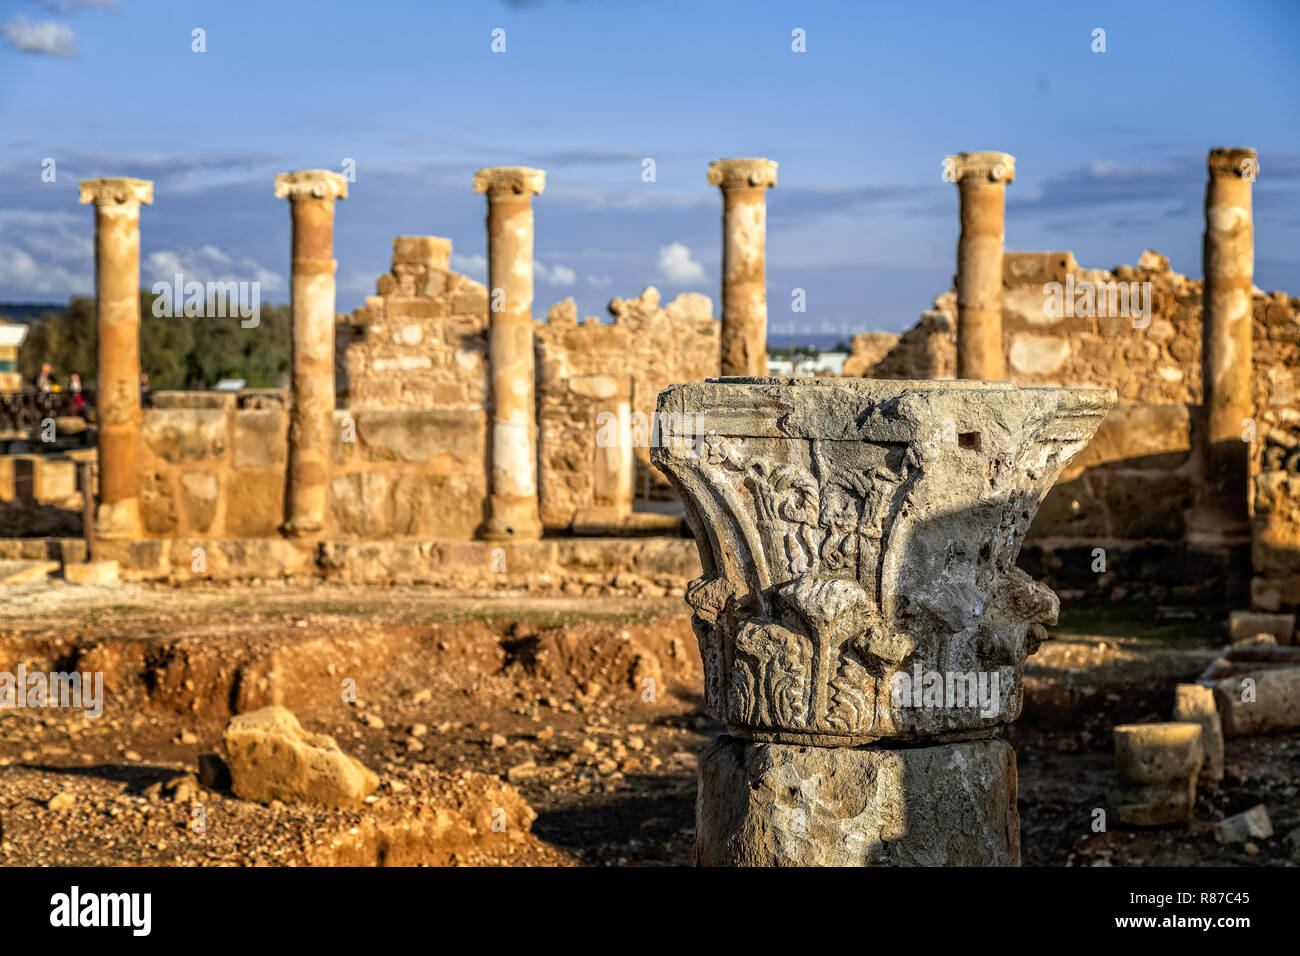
[695,734,1019,866]
[1173,683,1224,783]
[223,705,378,808]
[652,378,1114,746]
[1112,722,1203,826]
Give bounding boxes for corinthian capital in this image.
[79,178,154,206]
[708,158,778,190]
[1207,147,1258,180]
[945,151,1016,185]
[274,169,349,202]
[472,166,546,197]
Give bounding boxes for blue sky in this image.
[1,0,1297,340]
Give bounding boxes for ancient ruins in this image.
[2,145,1298,869]
[653,378,1112,863]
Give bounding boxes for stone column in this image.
[473,166,545,540]
[79,178,153,541]
[708,159,777,377]
[274,170,347,537]
[652,378,1113,865]
[948,152,1015,381]
[1202,147,1257,522]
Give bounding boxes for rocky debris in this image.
[1172,684,1224,784]
[1214,804,1273,843]
[1112,723,1203,826]
[307,771,538,866]
[223,706,379,808]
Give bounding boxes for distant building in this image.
[0,320,28,393]
[766,351,848,377]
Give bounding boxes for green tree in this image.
[16,291,292,390]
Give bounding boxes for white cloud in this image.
[0,242,90,296]
[1,15,77,56]
[657,242,706,284]
[535,261,576,286]
[585,273,613,288]
[450,252,486,281]
[145,247,284,293]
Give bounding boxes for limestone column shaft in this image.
[80,178,153,541]
[473,167,546,540]
[708,159,777,377]
[274,170,347,537]
[1202,147,1257,515]
[948,151,1015,381]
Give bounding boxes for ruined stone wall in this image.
[534,287,718,529]
[853,250,1300,604]
[1247,292,1300,613]
[339,237,490,411]
[0,452,85,536]
[134,391,485,541]
[136,391,287,538]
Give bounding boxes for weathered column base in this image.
[695,735,1020,867]
[95,499,141,542]
[482,501,543,541]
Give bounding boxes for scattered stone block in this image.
[1112,723,1203,826]
[63,561,119,585]
[1172,684,1223,783]
[1212,668,1300,736]
[1228,610,1294,645]
[223,705,379,808]
[0,559,60,584]
[1214,804,1273,843]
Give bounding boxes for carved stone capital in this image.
[708,158,778,190]
[79,178,154,206]
[651,379,1113,746]
[1207,147,1258,180]
[946,151,1016,185]
[472,166,546,197]
[274,170,349,202]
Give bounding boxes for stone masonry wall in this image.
[535,287,718,529]
[134,390,485,541]
[339,237,490,411]
[853,250,1300,604]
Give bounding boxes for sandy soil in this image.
[0,579,1295,866]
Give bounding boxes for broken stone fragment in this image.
[1112,723,1202,826]
[223,705,379,808]
[1214,804,1273,843]
[1172,684,1224,784]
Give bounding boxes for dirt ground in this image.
[0,579,1296,867]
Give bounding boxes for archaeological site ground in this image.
[0,0,1297,939]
